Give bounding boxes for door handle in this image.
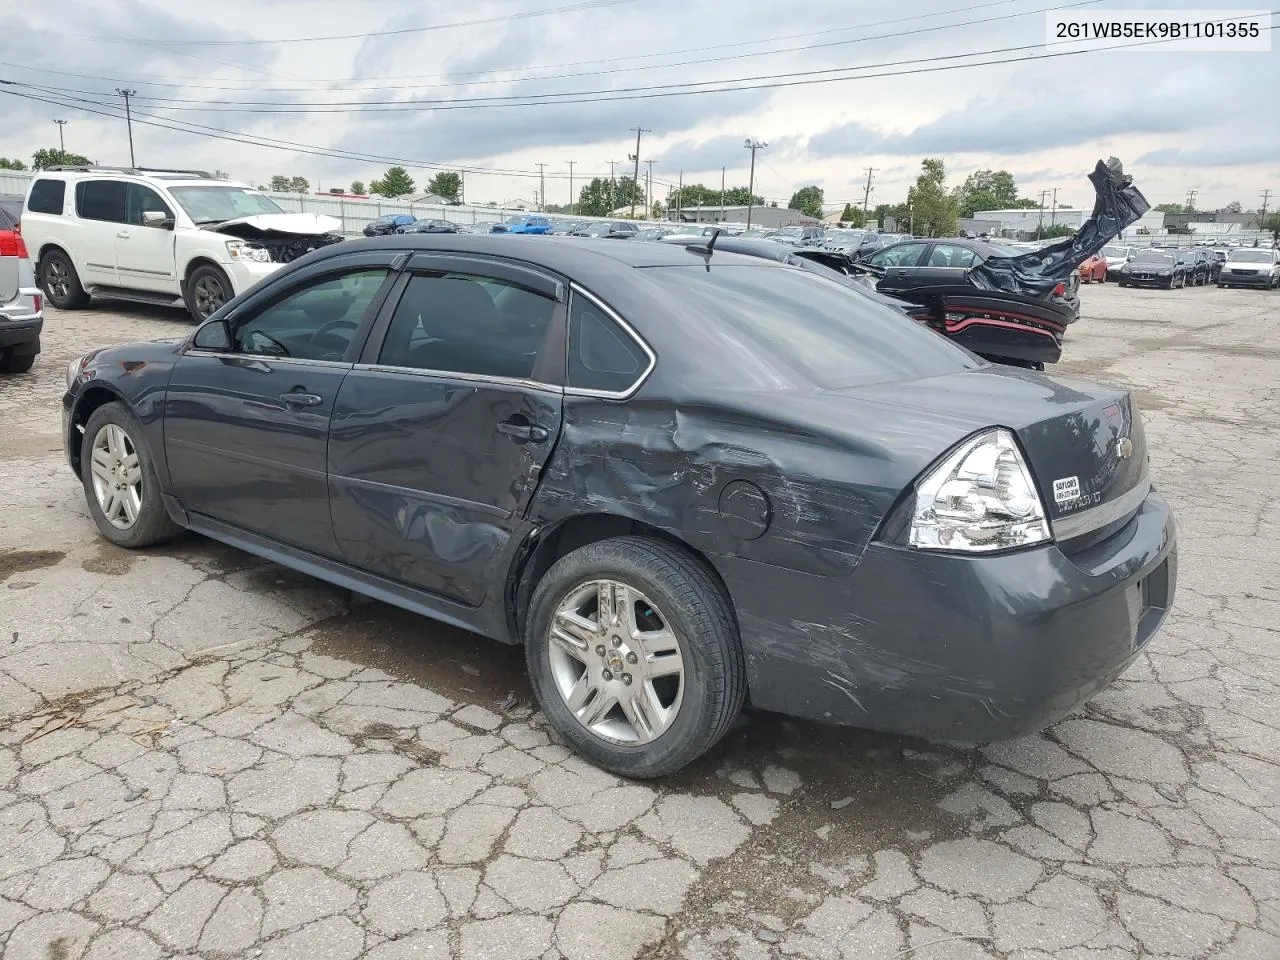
[497,420,549,443]
[116,231,130,239]
[279,392,323,408]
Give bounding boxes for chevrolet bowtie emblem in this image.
[1115,437,1134,460]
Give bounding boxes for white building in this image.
[973,208,1089,236]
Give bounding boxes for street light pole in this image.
[53,119,67,152]
[566,160,575,215]
[628,128,649,219]
[115,89,137,167]
[744,139,767,229]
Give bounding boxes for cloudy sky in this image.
[1,0,1275,212]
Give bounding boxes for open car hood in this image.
[967,158,1150,299]
[211,212,343,239]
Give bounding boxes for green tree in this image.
[1264,212,1280,245]
[952,169,1024,217]
[1033,223,1075,240]
[371,166,415,198]
[788,185,824,219]
[350,180,366,195]
[269,175,291,192]
[427,171,462,201]
[288,176,310,194]
[0,157,27,170]
[32,148,91,170]
[838,203,866,227]
[1222,200,1242,214]
[906,158,957,238]
[1154,202,1185,214]
[576,176,644,216]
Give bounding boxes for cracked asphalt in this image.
[1,283,1278,960]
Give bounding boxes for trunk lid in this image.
[840,365,1149,537]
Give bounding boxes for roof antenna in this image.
[685,227,719,267]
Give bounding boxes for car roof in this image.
[324,233,785,273]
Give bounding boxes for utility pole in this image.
[628,128,649,219]
[720,166,726,222]
[1037,190,1050,233]
[565,160,575,215]
[744,138,767,229]
[1260,189,1272,230]
[1185,189,1198,213]
[53,119,67,152]
[606,160,617,182]
[644,160,655,219]
[861,167,877,219]
[535,163,546,211]
[115,89,137,167]
[1050,187,1060,228]
[460,171,465,205]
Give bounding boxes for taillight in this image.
[1053,282,1066,297]
[0,229,26,258]
[33,294,42,314]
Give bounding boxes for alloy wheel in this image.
[547,580,685,745]
[194,275,228,318]
[89,424,143,529]
[46,259,71,301]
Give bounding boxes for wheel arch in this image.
[68,384,127,478]
[182,256,228,288]
[35,242,71,269]
[506,512,733,645]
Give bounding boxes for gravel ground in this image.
[1,283,1278,960]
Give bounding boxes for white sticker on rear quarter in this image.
[1053,476,1081,504]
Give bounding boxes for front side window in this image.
[27,179,66,215]
[125,184,173,225]
[377,272,557,381]
[75,180,127,223]
[567,294,650,394]
[229,269,388,361]
[868,242,927,268]
[167,186,285,225]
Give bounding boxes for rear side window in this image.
[653,264,980,389]
[27,179,66,215]
[75,181,127,223]
[567,294,650,394]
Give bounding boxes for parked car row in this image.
[1115,248,1222,288]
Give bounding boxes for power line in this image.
[2,0,1105,95]
[58,0,636,46]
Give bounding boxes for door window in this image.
[377,273,557,381]
[75,180,128,223]
[926,244,980,268]
[27,179,66,215]
[125,184,173,225]
[229,269,389,361]
[867,242,927,268]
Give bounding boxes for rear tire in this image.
[183,264,234,322]
[525,536,745,778]
[0,349,35,374]
[40,249,90,309]
[80,402,182,549]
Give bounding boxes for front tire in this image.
[183,264,233,322]
[40,249,90,309]
[525,536,745,778]
[80,402,182,548]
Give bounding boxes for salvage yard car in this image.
[1218,248,1280,288]
[22,167,344,321]
[1,193,42,373]
[61,235,1177,777]
[1076,251,1107,283]
[1116,249,1189,288]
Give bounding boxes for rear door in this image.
[914,242,982,289]
[165,251,397,557]
[328,253,566,606]
[72,179,127,286]
[115,183,178,293]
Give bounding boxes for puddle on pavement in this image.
[309,602,531,710]
[81,542,138,576]
[0,549,65,583]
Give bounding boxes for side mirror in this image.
[142,210,174,229]
[193,319,232,351]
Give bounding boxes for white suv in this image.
[21,167,344,321]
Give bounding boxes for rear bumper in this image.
[0,315,42,351]
[1219,273,1273,287]
[722,490,1177,742]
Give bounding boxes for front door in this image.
[865,241,929,295]
[115,183,178,293]
[164,260,394,557]
[328,255,566,606]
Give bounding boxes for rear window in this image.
[27,179,66,215]
[75,180,127,222]
[652,264,981,389]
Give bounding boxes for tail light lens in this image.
[0,229,27,258]
[33,294,43,314]
[1053,282,1066,297]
